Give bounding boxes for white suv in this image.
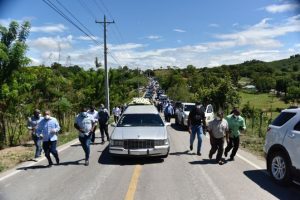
[264,108,300,185]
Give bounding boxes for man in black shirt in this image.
[188,102,206,156]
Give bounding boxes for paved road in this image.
[0,120,300,200]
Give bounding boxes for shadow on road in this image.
[17,165,50,170]
[98,146,164,166]
[170,123,188,132]
[243,170,300,199]
[59,159,85,166]
[189,158,228,165]
[170,150,192,156]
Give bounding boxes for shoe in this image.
[224,151,228,157]
[218,160,224,165]
[197,152,201,156]
[229,157,234,161]
[209,154,212,160]
[107,137,110,141]
[85,160,89,166]
[48,163,53,167]
[55,158,60,165]
[189,145,193,151]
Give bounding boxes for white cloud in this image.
[209,23,220,28]
[26,15,300,69]
[31,24,67,33]
[173,29,186,33]
[77,36,100,41]
[28,35,73,50]
[145,35,162,40]
[265,3,299,13]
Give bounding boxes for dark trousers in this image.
[99,123,109,142]
[209,137,224,162]
[114,116,119,123]
[225,136,240,159]
[165,114,171,122]
[79,135,91,161]
[43,140,59,165]
[32,135,42,158]
[90,125,97,143]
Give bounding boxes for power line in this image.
[78,0,98,20]
[42,0,102,46]
[54,0,98,40]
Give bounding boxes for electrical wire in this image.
[42,0,103,46]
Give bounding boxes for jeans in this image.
[99,123,109,142]
[79,135,91,161]
[209,137,224,162]
[32,135,42,158]
[190,125,203,153]
[225,136,240,159]
[43,140,59,165]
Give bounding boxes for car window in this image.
[272,112,296,126]
[184,105,194,112]
[117,114,164,127]
[207,105,213,113]
[294,121,300,131]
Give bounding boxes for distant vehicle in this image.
[264,107,300,185]
[176,103,214,127]
[109,104,170,158]
[159,94,168,101]
[175,102,195,127]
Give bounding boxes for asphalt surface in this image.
[0,119,300,200]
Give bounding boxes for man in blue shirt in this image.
[27,109,43,158]
[164,102,174,122]
[36,110,60,167]
[74,107,95,166]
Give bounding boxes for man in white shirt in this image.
[112,106,121,123]
[74,107,95,166]
[87,105,98,143]
[207,111,229,165]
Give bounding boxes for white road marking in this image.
[204,134,264,170]
[0,139,79,182]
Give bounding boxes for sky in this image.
[1,0,300,69]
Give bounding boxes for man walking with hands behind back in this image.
[224,108,246,161]
[208,111,229,165]
[74,107,95,166]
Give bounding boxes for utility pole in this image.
[96,15,114,114]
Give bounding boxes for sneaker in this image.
[189,145,193,151]
[229,157,234,161]
[48,163,53,167]
[197,152,201,156]
[85,160,89,166]
[218,160,224,165]
[55,158,60,165]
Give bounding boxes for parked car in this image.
[264,107,300,185]
[175,102,194,126]
[109,104,170,158]
[176,103,214,127]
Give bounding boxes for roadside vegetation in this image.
[0,20,299,171]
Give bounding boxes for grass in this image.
[0,130,78,173]
[239,91,289,111]
[238,91,291,158]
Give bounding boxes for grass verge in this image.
[0,131,78,173]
